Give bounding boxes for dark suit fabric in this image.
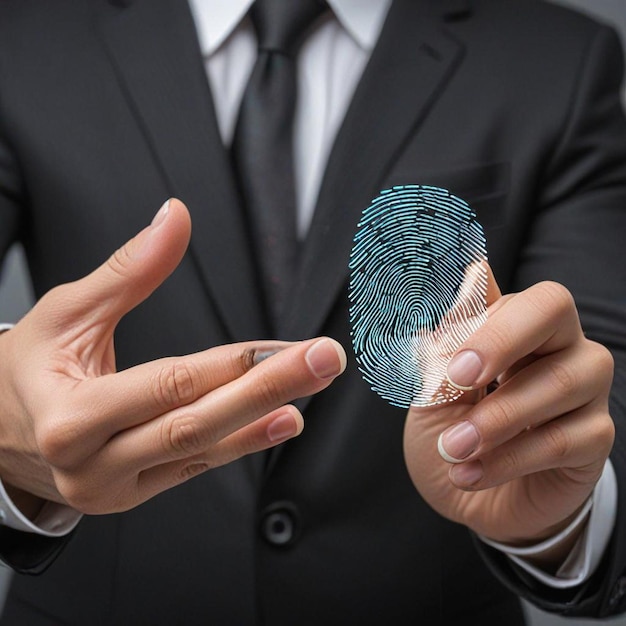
[1,0,626,624]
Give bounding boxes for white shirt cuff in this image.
[0,322,82,537]
[480,459,617,588]
[0,324,82,537]
[0,478,82,537]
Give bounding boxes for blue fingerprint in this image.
[348,185,488,408]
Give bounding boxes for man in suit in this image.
[0,0,625,623]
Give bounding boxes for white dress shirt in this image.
[0,0,617,591]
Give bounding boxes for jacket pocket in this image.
[380,161,510,232]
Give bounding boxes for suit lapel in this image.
[96,0,269,342]
[284,0,466,341]
[94,0,469,477]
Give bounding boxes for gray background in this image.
[0,1,625,622]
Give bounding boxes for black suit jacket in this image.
[1,0,626,624]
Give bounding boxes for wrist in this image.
[520,509,590,574]
[478,461,616,588]
[480,496,593,561]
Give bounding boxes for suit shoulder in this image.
[453,0,625,80]
[0,0,93,39]
[472,0,623,49]
[0,0,96,72]
[0,0,91,18]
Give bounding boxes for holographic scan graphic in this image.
[348,185,488,408]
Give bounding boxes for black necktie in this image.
[232,0,328,332]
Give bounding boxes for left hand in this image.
[403,273,615,549]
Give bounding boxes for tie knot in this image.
[250,0,328,57]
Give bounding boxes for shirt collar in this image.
[187,0,393,56]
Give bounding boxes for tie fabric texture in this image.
[232,0,328,332]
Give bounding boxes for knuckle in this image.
[586,411,615,456]
[546,360,578,397]
[248,372,284,412]
[563,413,615,487]
[481,323,516,358]
[590,342,615,382]
[56,476,101,514]
[500,448,521,476]
[36,418,77,468]
[161,417,207,457]
[600,417,616,454]
[153,362,198,408]
[237,348,258,373]
[225,428,263,460]
[60,488,90,513]
[481,395,519,435]
[175,462,211,484]
[36,283,78,325]
[543,421,574,460]
[36,427,62,464]
[41,283,70,308]
[106,245,134,279]
[55,480,81,509]
[531,281,575,319]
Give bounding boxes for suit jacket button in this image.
[260,501,300,547]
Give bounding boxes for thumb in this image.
[72,198,192,324]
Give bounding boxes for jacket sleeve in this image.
[477,23,626,619]
[0,81,76,576]
[0,122,22,261]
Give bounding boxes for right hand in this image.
[0,199,346,516]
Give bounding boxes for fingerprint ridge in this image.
[348,185,488,408]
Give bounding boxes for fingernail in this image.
[438,421,480,463]
[151,199,170,228]
[305,338,346,379]
[253,349,282,365]
[447,350,483,390]
[450,461,483,487]
[267,413,298,442]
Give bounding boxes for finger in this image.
[64,340,297,448]
[90,337,346,472]
[63,406,304,513]
[447,404,614,494]
[409,262,499,405]
[49,338,339,466]
[46,199,191,330]
[436,260,498,337]
[446,281,583,390]
[437,340,613,463]
[135,406,304,505]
